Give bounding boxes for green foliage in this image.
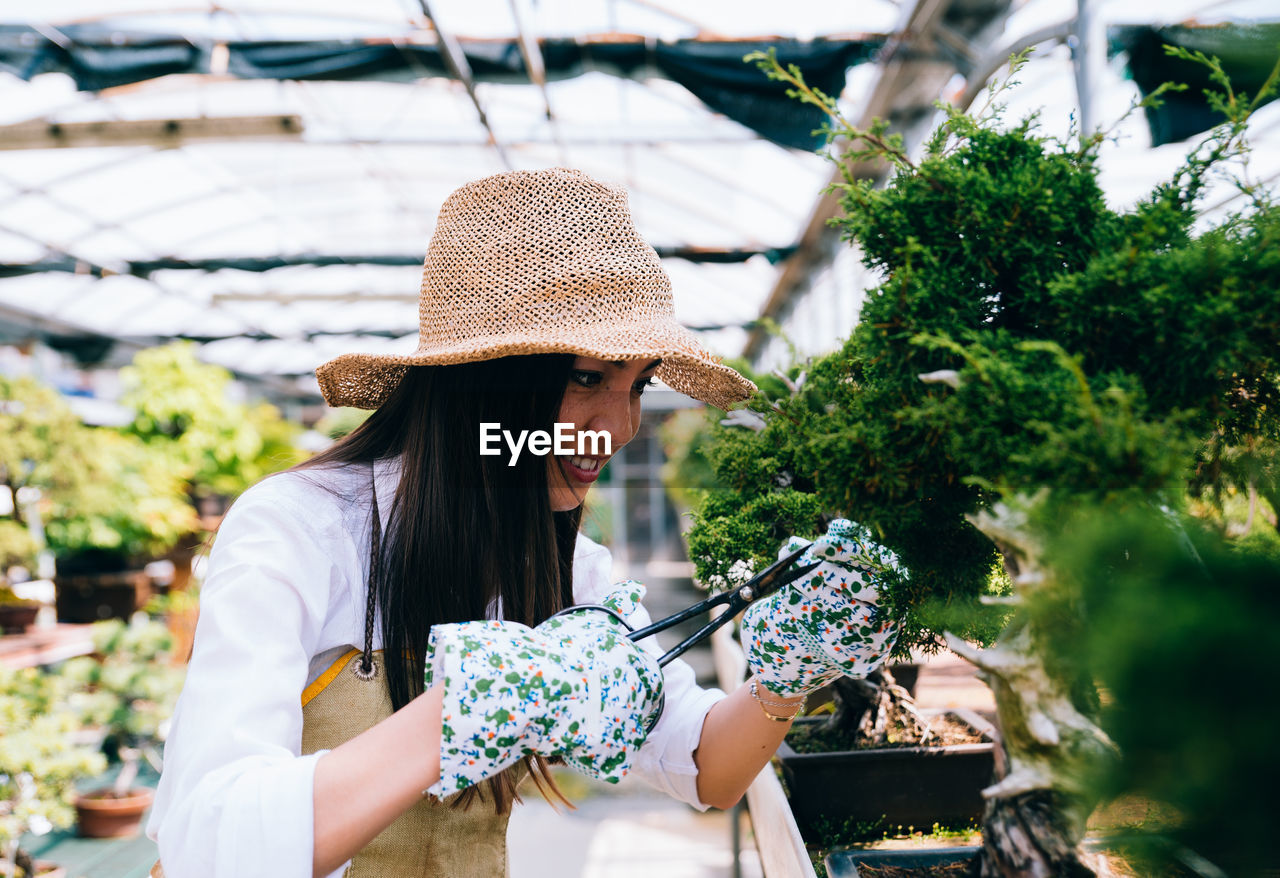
[0,667,107,862]
[0,522,37,575]
[0,374,90,512]
[59,618,185,754]
[42,429,198,562]
[3,344,308,567]
[313,406,371,441]
[119,342,305,500]
[678,48,1280,667]
[656,407,719,515]
[1047,508,1280,874]
[0,374,196,562]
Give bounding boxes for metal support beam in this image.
[0,115,304,150]
[1073,0,1107,137]
[0,244,794,279]
[956,19,1075,112]
[416,0,511,168]
[507,0,569,166]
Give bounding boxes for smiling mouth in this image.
[567,455,600,472]
[560,455,605,483]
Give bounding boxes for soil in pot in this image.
[825,836,1153,877]
[75,787,155,838]
[788,711,984,754]
[850,864,970,877]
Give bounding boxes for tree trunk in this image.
[825,667,933,746]
[946,500,1119,877]
[976,790,1096,877]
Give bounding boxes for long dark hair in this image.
[293,353,583,811]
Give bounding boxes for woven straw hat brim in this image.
[316,319,758,411]
[314,167,758,412]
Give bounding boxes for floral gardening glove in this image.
[424,581,664,797]
[741,519,901,697]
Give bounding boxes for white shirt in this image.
[146,456,726,878]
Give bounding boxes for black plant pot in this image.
[54,569,151,623]
[777,715,996,839]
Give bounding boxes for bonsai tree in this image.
[0,373,197,574]
[59,618,186,798]
[42,429,198,572]
[0,523,38,585]
[0,520,40,632]
[118,341,305,514]
[0,667,106,877]
[684,47,1280,874]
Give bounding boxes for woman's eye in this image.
[633,377,656,395]
[571,370,602,388]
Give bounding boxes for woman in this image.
[147,167,898,878]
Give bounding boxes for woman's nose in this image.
[586,392,637,450]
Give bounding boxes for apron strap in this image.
[355,463,381,680]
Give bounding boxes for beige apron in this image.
[151,647,514,878]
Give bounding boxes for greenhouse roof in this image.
[0,0,1276,402]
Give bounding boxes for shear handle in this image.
[627,542,815,643]
[649,558,821,667]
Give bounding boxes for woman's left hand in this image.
[424,582,663,797]
[739,519,901,698]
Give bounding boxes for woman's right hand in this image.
[423,582,663,798]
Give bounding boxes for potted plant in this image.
[118,341,305,523]
[659,372,1000,844]
[684,46,1280,876]
[0,522,40,635]
[45,429,197,624]
[0,371,198,623]
[59,618,185,838]
[0,588,40,636]
[0,666,107,877]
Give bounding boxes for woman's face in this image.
[548,355,661,512]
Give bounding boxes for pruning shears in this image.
[627,541,819,667]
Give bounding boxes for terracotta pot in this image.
[74,787,155,838]
[0,602,41,634]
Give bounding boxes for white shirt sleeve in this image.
[146,478,352,878]
[571,535,727,811]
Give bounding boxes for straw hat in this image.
[315,167,757,411]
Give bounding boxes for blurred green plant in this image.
[656,408,719,517]
[0,523,37,581]
[59,618,185,797]
[1,374,196,566]
[119,342,306,503]
[1046,508,1280,875]
[312,406,371,442]
[0,667,107,877]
